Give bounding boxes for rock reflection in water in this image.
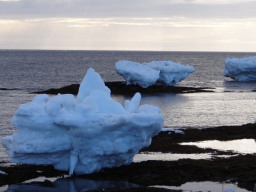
[4,177,140,192]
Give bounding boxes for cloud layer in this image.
[0,0,256,51]
[1,0,256,19]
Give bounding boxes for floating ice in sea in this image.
[224,56,256,81]
[1,68,164,175]
[115,60,195,88]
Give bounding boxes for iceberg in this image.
[1,68,163,175]
[115,60,195,88]
[224,56,256,81]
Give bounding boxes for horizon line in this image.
[0,48,256,53]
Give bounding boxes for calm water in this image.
[0,50,256,91]
[0,50,256,162]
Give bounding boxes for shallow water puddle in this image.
[181,139,256,154]
[133,152,213,162]
[1,179,251,192]
[2,177,140,192]
[152,181,250,192]
[133,152,234,162]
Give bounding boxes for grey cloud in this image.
[0,0,256,19]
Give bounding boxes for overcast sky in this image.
[1,0,256,51]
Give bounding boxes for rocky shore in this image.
[33,81,214,95]
[1,83,255,191]
[1,124,256,191]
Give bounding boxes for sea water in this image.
[0,50,256,162]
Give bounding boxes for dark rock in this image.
[32,81,214,95]
[83,154,256,191]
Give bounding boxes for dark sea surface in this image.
[0,50,256,162]
[1,50,256,91]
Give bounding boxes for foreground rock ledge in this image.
[1,155,255,191]
[1,124,256,191]
[33,81,214,95]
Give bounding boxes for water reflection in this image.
[223,80,256,92]
[181,139,256,154]
[3,178,251,192]
[152,181,250,192]
[133,152,212,162]
[4,177,140,192]
[113,92,256,128]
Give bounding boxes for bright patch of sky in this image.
[0,0,256,51]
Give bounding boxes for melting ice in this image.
[115,60,194,88]
[224,56,256,81]
[1,68,164,175]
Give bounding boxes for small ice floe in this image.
[1,68,164,175]
[224,56,256,81]
[115,60,194,88]
[0,170,7,175]
[161,128,184,134]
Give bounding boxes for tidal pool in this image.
[152,181,250,192]
[181,139,256,154]
[1,177,140,192]
[1,178,251,192]
[133,152,233,162]
[133,152,212,162]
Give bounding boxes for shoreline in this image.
[1,123,256,191]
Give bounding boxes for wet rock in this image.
[33,82,214,95]
[1,124,256,191]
